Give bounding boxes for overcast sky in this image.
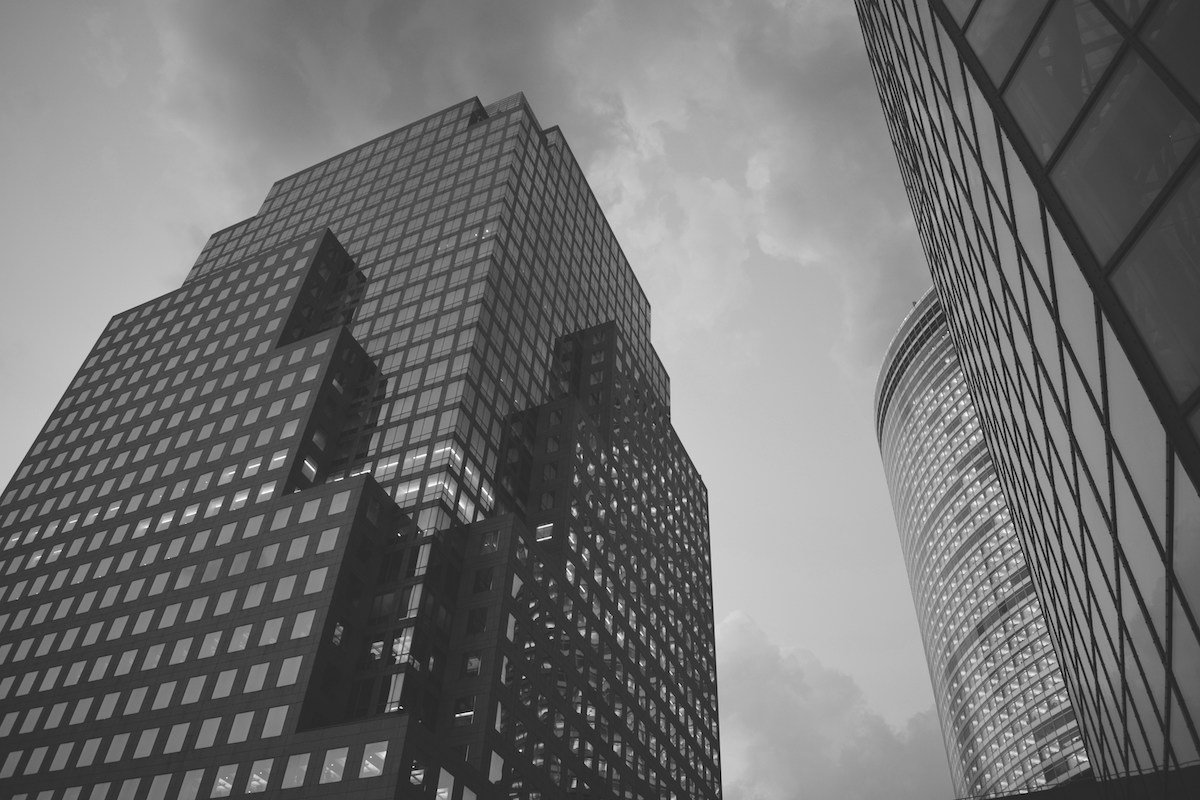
[0,2,949,797]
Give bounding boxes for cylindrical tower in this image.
[875,289,1090,797]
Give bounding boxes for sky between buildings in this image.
[0,2,951,797]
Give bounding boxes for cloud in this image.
[717,612,952,800]
[144,0,929,370]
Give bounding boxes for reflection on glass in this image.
[1005,0,1120,162]
[1106,0,1149,24]
[944,0,978,25]
[966,0,1051,84]
[1052,53,1200,264]
[1111,165,1200,401]
[1141,0,1200,102]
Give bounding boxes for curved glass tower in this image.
[877,290,1089,797]
[859,0,1200,781]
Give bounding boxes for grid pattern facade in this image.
[877,290,1089,796]
[0,95,721,800]
[185,94,669,537]
[858,0,1200,781]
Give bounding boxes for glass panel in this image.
[359,741,388,778]
[1171,603,1200,762]
[1005,0,1121,162]
[210,764,237,798]
[966,0,1051,85]
[1103,323,1168,539]
[1141,0,1200,102]
[944,0,979,25]
[1052,52,1200,264]
[1049,220,1102,395]
[281,754,309,788]
[1110,163,1200,401]
[1172,457,1200,648]
[1105,0,1149,24]
[320,747,347,783]
[245,759,272,794]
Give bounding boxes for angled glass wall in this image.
[858,0,1200,780]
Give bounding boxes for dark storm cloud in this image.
[718,613,952,800]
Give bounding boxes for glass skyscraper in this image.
[0,94,721,799]
[858,0,1200,784]
[877,289,1089,796]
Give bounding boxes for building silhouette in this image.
[877,289,1089,796]
[858,0,1200,793]
[0,94,721,799]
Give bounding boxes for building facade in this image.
[876,289,1089,796]
[0,95,721,799]
[858,0,1200,785]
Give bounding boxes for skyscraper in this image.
[877,289,1089,796]
[858,0,1200,786]
[0,94,721,800]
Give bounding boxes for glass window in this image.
[292,610,315,638]
[195,717,221,748]
[278,656,302,686]
[146,774,172,800]
[1005,0,1119,161]
[965,0,1050,84]
[359,741,388,778]
[179,769,205,800]
[1142,0,1200,101]
[304,567,328,594]
[281,754,309,788]
[213,670,237,699]
[320,747,348,783]
[262,705,288,738]
[244,663,269,693]
[182,675,206,704]
[273,575,296,602]
[227,711,254,743]
[1052,52,1200,264]
[1111,164,1200,400]
[210,764,237,798]
[164,723,189,754]
[245,759,272,794]
[133,728,157,759]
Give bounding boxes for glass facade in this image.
[877,290,1089,796]
[858,0,1200,781]
[0,95,720,799]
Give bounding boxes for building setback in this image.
[0,94,721,800]
[877,289,1089,796]
[858,0,1200,789]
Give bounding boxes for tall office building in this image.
[858,0,1200,786]
[0,94,721,800]
[877,289,1090,796]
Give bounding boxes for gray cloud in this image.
[146,0,929,370]
[718,612,952,800]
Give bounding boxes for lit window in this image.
[359,741,388,779]
[210,763,238,797]
[320,747,348,784]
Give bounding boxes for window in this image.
[320,747,348,784]
[292,610,315,639]
[210,763,237,797]
[262,705,288,738]
[359,741,388,778]
[281,754,309,788]
[453,696,475,725]
[245,759,273,794]
[227,711,254,743]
